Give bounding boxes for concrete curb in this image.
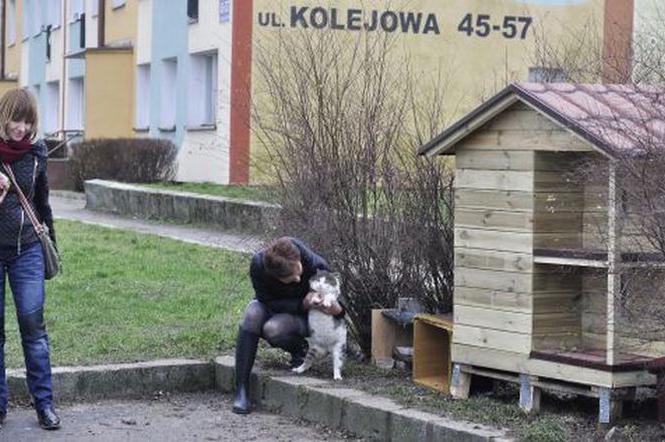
[214,356,511,442]
[83,179,280,235]
[8,359,214,403]
[7,357,511,441]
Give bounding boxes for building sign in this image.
[220,0,230,23]
[249,0,608,179]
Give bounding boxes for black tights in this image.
[240,300,308,353]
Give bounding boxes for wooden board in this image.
[456,189,533,212]
[454,304,532,334]
[481,108,563,132]
[534,191,587,212]
[533,212,583,233]
[531,333,581,351]
[455,247,533,272]
[371,309,413,364]
[456,208,533,232]
[454,344,655,387]
[456,150,534,171]
[455,286,533,313]
[455,267,533,293]
[461,129,594,152]
[455,228,532,253]
[455,169,533,192]
[533,232,582,249]
[453,324,531,354]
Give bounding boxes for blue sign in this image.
[220,0,230,23]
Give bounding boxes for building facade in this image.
[0,1,652,185]
[1,0,234,183]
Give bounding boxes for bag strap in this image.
[1,162,45,235]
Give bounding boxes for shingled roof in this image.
[418,82,665,158]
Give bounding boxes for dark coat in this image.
[250,238,331,315]
[0,140,56,251]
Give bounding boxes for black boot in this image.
[288,339,309,369]
[232,327,259,415]
[268,334,309,369]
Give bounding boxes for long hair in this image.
[0,88,39,142]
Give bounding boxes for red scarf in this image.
[0,138,33,163]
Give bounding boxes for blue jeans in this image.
[0,241,53,412]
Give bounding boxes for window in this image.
[160,59,177,129]
[45,81,60,135]
[67,77,84,130]
[112,0,127,9]
[136,64,151,129]
[70,0,84,23]
[187,0,198,21]
[32,84,41,103]
[22,0,29,39]
[32,0,43,36]
[528,67,568,83]
[7,0,16,45]
[188,52,218,127]
[47,0,62,28]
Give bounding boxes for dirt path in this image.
[3,392,361,441]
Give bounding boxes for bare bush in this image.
[70,138,177,191]
[252,29,455,355]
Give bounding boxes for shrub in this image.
[253,30,455,356]
[43,138,69,159]
[69,138,177,191]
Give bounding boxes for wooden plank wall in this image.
[453,104,560,366]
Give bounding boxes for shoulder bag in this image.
[2,162,60,279]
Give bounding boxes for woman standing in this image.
[0,88,60,430]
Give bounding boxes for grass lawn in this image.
[3,220,253,368]
[141,182,277,203]
[3,221,660,440]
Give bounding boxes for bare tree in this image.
[251,29,455,355]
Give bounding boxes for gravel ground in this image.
[3,392,361,442]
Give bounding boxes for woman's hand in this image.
[0,172,9,190]
[315,300,343,316]
[303,292,343,316]
[302,291,322,310]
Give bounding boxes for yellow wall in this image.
[249,0,605,181]
[0,79,18,97]
[85,49,134,138]
[105,0,138,46]
[4,0,23,77]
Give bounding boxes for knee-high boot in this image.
[232,327,259,414]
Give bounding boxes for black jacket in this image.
[0,140,56,251]
[250,238,331,315]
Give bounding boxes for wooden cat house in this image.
[419,82,665,424]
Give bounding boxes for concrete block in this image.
[342,394,403,441]
[8,359,214,403]
[296,385,361,430]
[428,416,507,442]
[83,180,282,235]
[262,376,324,418]
[390,408,435,441]
[214,356,235,393]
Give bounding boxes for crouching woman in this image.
[232,237,344,414]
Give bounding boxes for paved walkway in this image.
[50,192,264,254]
[4,392,356,441]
